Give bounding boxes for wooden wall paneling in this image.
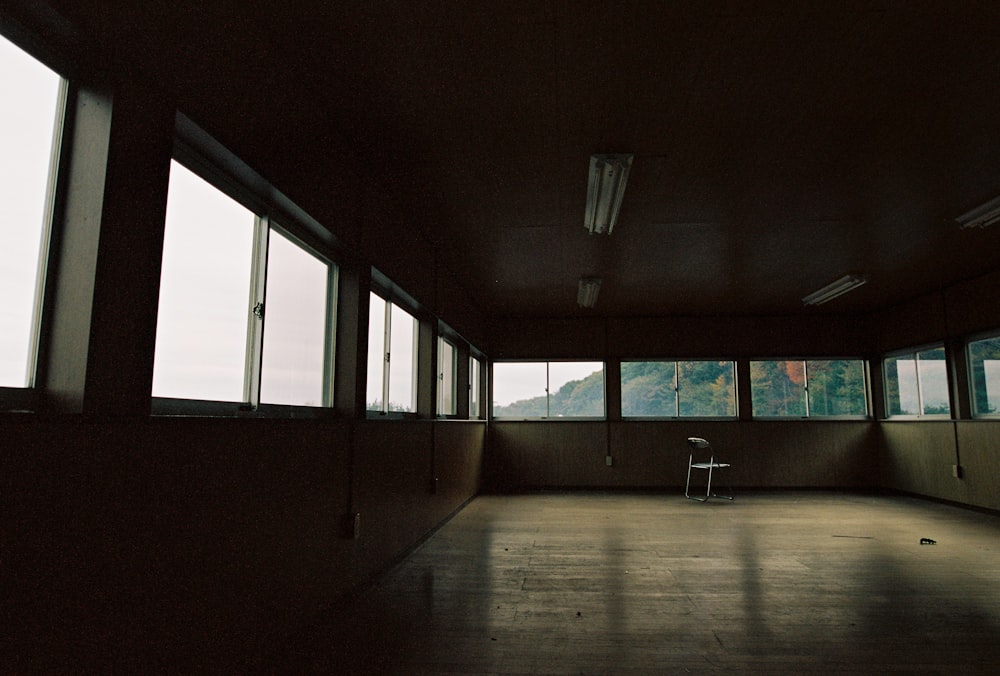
[954,421,1000,511]
[487,318,608,360]
[1,417,356,670]
[880,422,960,501]
[874,292,948,354]
[351,421,437,576]
[942,268,1000,338]
[487,422,609,489]
[490,420,878,491]
[432,421,486,515]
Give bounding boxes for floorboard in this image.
[278,491,1000,674]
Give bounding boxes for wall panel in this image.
[2,416,486,670]
[486,420,876,491]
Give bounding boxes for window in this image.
[493,361,604,418]
[750,360,867,418]
[152,160,336,408]
[884,346,950,417]
[258,230,334,406]
[968,334,1000,417]
[366,292,417,414]
[469,356,482,418]
[0,34,65,388]
[437,337,457,416]
[621,360,736,417]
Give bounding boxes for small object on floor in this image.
[920,537,937,545]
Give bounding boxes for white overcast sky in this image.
[0,34,62,387]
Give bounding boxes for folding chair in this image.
[685,437,733,501]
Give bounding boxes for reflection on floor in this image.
[278,491,1000,673]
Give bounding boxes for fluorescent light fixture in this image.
[584,154,633,235]
[802,274,868,306]
[956,195,1000,229]
[577,276,602,308]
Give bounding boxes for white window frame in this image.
[152,156,339,416]
[367,291,419,417]
[967,331,1000,419]
[620,359,737,419]
[492,360,606,420]
[882,345,951,419]
[749,358,869,419]
[437,336,458,417]
[469,355,482,419]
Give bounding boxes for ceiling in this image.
[45,0,1000,318]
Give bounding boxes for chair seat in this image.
[691,461,729,469]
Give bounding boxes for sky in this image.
[492,361,602,407]
[0,34,62,387]
[152,161,331,406]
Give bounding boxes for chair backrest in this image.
[687,437,715,463]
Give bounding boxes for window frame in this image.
[0,29,69,410]
[967,330,1000,419]
[620,359,738,420]
[491,359,606,420]
[748,358,870,420]
[151,150,340,417]
[882,344,952,419]
[366,290,419,418]
[469,354,483,419]
[436,336,458,417]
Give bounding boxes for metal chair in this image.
[685,437,733,501]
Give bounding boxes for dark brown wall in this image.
[488,313,874,360]
[486,420,877,492]
[1,417,484,669]
[0,13,488,669]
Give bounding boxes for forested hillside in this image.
[492,359,873,418]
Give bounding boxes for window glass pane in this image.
[677,360,736,417]
[366,293,386,410]
[917,347,950,415]
[884,355,918,415]
[152,161,255,401]
[806,359,867,416]
[438,339,456,415]
[493,362,547,417]
[388,303,416,412]
[969,335,1000,417]
[750,360,806,417]
[549,361,604,417]
[469,357,481,418]
[885,347,949,417]
[621,360,677,417]
[0,36,63,387]
[259,230,329,406]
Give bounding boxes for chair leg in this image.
[710,466,734,501]
[685,458,707,502]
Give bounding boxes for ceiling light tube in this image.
[802,274,868,306]
[577,276,602,308]
[956,195,1000,229]
[584,154,633,235]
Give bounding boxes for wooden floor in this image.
[278,492,1000,674]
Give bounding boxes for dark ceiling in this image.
[46,0,1000,318]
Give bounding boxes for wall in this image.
[1,416,484,670]
[0,5,488,668]
[486,420,876,491]
[485,313,880,493]
[876,270,1000,511]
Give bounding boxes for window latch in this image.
[252,302,264,320]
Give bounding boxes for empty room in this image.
[3,1,1000,672]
